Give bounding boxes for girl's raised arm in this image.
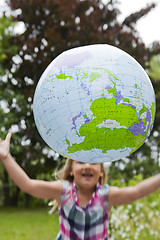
[108,174,160,210]
[0,133,62,203]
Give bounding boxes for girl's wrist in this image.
[0,153,10,164]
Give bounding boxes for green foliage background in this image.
[0,0,160,211]
[109,174,160,239]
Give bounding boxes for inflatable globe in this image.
[33,44,155,163]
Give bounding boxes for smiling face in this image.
[70,161,103,191]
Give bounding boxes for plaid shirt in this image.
[56,180,110,240]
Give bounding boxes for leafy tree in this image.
[148,54,160,175]
[148,55,160,79]
[1,0,160,206]
[0,15,18,74]
[0,15,19,205]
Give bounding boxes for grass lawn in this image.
[0,207,59,240]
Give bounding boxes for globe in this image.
[33,44,156,163]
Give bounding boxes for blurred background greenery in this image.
[0,0,160,239]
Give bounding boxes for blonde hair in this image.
[49,158,107,214]
[54,158,107,185]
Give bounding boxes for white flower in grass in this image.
[121,232,127,238]
[127,204,132,209]
[139,224,144,230]
[148,211,154,218]
[124,209,129,214]
[144,223,150,228]
[131,212,135,217]
[125,226,130,232]
[154,230,159,236]
[134,231,139,239]
[150,229,155,235]
[140,212,144,217]
[151,201,157,207]
[133,216,138,222]
[135,203,143,211]
[110,236,114,240]
[134,236,138,240]
[122,212,130,221]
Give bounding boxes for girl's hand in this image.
[0,132,12,162]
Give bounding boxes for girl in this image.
[0,132,160,240]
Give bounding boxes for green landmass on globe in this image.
[62,67,155,156]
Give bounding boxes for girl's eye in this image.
[74,161,85,165]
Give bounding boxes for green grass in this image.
[0,207,59,240]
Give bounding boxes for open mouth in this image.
[82,173,93,177]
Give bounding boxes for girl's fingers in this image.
[0,133,11,142]
[6,132,12,141]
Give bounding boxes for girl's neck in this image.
[74,181,96,207]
